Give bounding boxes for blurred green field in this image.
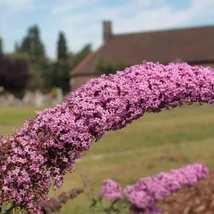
[1,104,214,213]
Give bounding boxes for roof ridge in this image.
[113,24,214,37]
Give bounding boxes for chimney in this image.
[103,21,112,42]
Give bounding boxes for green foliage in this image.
[69,44,91,69]
[51,43,92,92]
[18,25,45,64]
[14,41,21,52]
[0,36,3,54]
[57,31,68,61]
[89,198,129,214]
[96,60,132,75]
[81,174,129,214]
[27,64,45,91]
[4,25,92,93]
[27,57,53,92]
[6,52,30,63]
[20,37,31,54]
[14,25,47,92]
[52,60,70,92]
[52,31,70,92]
[49,86,58,97]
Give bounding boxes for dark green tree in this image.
[19,25,45,64]
[17,25,48,91]
[52,31,70,92]
[0,36,3,54]
[20,37,31,53]
[52,60,70,92]
[69,44,91,69]
[14,41,21,53]
[29,26,45,63]
[57,31,68,61]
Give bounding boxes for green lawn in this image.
[0,106,43,134]
[1,104,214,213]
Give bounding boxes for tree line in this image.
[0,25,91,96]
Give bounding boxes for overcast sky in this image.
[1,0,214,59]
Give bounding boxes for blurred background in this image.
[1,0,214,104]
[1,0,214,213]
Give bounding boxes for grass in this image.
[0,106,43,134]
[1,104,214,213]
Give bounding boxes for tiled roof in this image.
[70,25,214,76]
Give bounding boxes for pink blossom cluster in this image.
[124,163,208,213]
[1,61,214,213]
[99,179,122,200]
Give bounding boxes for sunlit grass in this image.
[0,106,45,134]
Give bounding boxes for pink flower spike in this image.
[99,179,122,200]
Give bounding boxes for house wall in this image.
[70,75,100,91]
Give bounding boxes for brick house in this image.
[70,21,214,91]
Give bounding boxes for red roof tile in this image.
[70,25,214,76]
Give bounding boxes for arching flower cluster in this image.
[1,61,214,213]
[124,163,208,213]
